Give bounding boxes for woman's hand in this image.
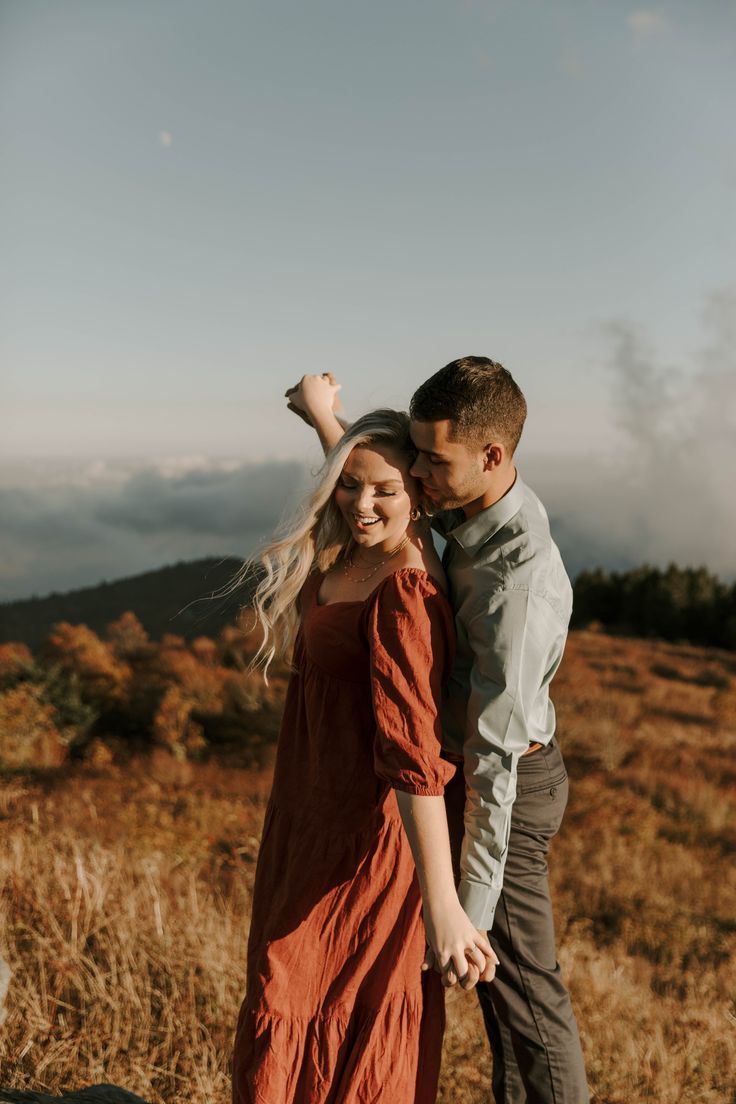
[422,896,499,991]
[285,373,342,426]
[393,791,498,992]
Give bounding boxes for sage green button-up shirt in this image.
[433,474,572,931]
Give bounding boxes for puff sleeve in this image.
[365,570,457,796]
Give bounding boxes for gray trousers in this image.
[446,740,589,1104]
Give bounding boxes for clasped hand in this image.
[284,372,343,425]
[422,900,499,991]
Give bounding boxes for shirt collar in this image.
[446,473,526,557]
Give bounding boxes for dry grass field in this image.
[1,629,735,1103]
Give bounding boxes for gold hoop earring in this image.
[409,506,422,522]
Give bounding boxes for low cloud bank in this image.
[529,287,735,580]
[0,457,311,602]
[1,290,733,603]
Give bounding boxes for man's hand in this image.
[285,373,343,426]
[421,905,499,992]
[422,932,498,989]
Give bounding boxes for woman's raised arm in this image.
[284,372,347,453]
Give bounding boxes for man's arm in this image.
[458,586,565,930]
[284,373,347,454]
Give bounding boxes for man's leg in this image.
[475,740,589,1104]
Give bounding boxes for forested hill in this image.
[572,564,736,651]
[1,558,734,652]
[0,558,247,649]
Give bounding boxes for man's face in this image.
[409,419,487,512]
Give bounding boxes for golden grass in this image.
[1,631,735,1103]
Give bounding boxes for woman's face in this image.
[334,443,417,553]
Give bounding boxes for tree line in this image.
[572,564,736,651]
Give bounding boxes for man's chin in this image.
[420,489,451,513]
[429,491,474,515]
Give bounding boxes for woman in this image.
[232,409,496,1104]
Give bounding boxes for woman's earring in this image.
[409,506,422,522]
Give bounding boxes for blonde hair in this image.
[236,409,415,678]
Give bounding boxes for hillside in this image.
[0,630,734,1102]
[3,557,733,655]
[0,558,247,650]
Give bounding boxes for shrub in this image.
[41,622,132,708]
[0,684,66,769]
[105,610,151,659]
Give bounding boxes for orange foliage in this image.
[191,636,219,665]
[0,684,66,768]
[222,670,268,714]
[105,611,150,658]
[1,629,735,1101]
[41,622,131,706]
[152,643,227,714]
[219,621,263,669]
[0,642,33,681]
[152,685,206,758]
[2,611,299,769]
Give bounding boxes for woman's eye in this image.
[376,490,396,497]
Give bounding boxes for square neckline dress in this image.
[232,567,458,1104]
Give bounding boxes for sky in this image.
[1,1,735,600]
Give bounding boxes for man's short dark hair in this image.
[409,356,527,454]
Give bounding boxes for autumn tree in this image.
[0,684,66,769]
[572,565,736,649]
[105,611,150,659]
[40,622,131,708]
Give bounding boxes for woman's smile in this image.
[334,443,418,550]
[351,513,383,530]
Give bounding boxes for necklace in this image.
[342,535,411,583]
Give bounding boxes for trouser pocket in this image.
[513,752,569,834]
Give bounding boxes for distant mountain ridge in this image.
[0,558,248,649]
[2,556,734,653]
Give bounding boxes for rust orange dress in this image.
[232,567,457,1104]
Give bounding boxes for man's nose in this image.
[409,458,425,478]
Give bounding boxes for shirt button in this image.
[549,786,557,798]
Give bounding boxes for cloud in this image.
[527,287,736,580]
[2,293,734,606]
[0,457,311,601]
[627,9,668,38]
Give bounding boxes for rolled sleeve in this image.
[458,587,559,930]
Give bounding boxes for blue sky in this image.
[1,1,734,598]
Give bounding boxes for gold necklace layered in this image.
[342,535,411,583]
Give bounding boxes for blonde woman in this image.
[232,409,496,1104]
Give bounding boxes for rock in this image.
[0,1087,151,1103]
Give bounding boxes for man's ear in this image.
[482,443,504,471]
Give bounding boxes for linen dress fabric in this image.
[232,567,457,1104]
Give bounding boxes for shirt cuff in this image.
[458,879,501,932]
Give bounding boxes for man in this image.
[286,358,589,1104]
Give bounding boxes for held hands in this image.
[284,372,343,427]
[421,898,499,991]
